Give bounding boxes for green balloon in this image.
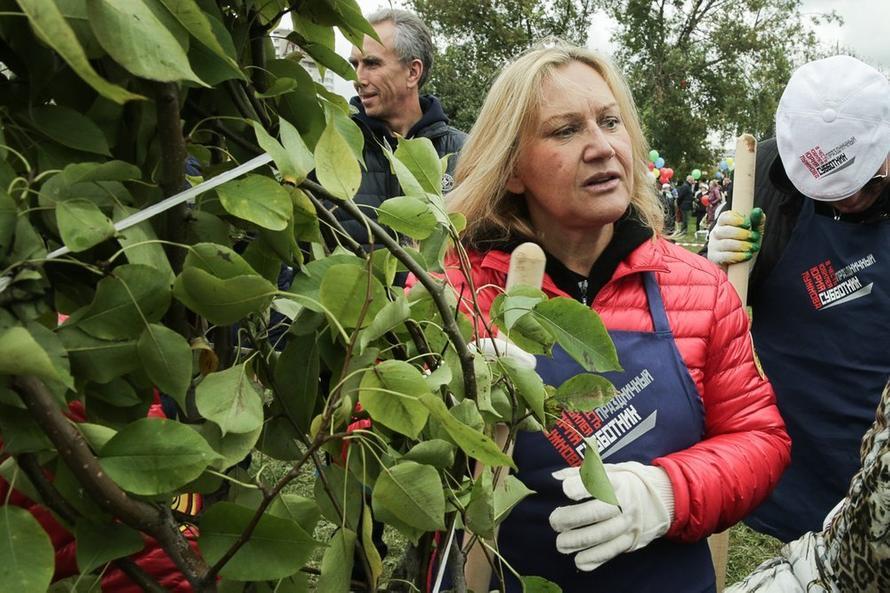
[692,169,702,180]
[648,149,659,162]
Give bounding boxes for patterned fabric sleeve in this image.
[726,380,890,593]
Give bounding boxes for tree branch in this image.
[12,375,213,593]
[152,81,192,339]
[16,454,170,593]
[300,179,478,403]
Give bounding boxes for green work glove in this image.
[707,207,765,265]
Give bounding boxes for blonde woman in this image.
[437,44,791,592]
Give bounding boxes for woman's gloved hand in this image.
[549,461,675,571]
[472,336,536,369]
[707,207,766,265]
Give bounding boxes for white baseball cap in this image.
[776,55,890,201]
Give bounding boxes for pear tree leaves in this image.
[137,323,192,408]
[99,418,219,495]
[580,441,619,506]
[358,360,431,439]
[0,506,54,593]
[195,363,264,436]
[217,175,293,231]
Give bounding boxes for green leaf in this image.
[402,439,456,469]
[256,77,298,98]
[318,263,386,329]
[0,326,72,387]
[56,199,115,252]
[420,393,516,469]
[29,106,111,156]
[0,506,54,593]
[534,298,621,372]
[493,475,535,524]
[316,528,355,593]
[17,0,142,103]
[466,467,494,539]
[252,122,300,183]
[173,267,276,325]
[0,191,16,261]
[114,205,174,283]
[376,196,438,240]
[315,116,361,200]
[86,0,206,84]
[279,117,314,184]
[75,520,144,574]
[521,575,563,593]
[273,338,320,434]
[267,494,321,535]
[77,423,118,451]
[500,358,547,424]
[0,405,53,454]
[216,175,292,231]
[372,462,445,533]
[490,290,554,355]
[358,295,410,350]
[59,160,142,184]
[59,327,140,383]
[314,464,362,530]
[156,0,237,67]
[195,363,264,435]
[580,442,618,506]
[137,324,192,408]
[555,374,616,412]
[72,264,171,340]
[187,13,244,84]
[99,418,218,495]
[358,360,431,439]
[360,505,383,591]
[289,253,362,305]
[199,502,318,581]
[196,422,261,470]
[394,137,444,196]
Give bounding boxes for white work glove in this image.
[707,207,765,266]
[549,461,675,571]
[472,336,536,370]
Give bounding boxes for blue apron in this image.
[746,198,890,541]
[496,272,715,593]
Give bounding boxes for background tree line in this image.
[409,0,841,175]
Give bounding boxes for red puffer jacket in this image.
[435,238,791,542]
[0,399,197,592]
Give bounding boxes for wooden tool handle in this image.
[726,134,757,304]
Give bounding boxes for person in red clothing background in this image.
[436,43,791,593]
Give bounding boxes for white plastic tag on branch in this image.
[45,153,274,260]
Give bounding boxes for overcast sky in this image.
[330,0,890,97]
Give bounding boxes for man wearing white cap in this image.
[708,55,890,542]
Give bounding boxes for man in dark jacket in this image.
[341,8,466,246]
[675,175,695,233]
[707,55,890,542]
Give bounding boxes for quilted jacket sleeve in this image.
[653,274,791,542]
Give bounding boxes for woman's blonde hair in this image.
[448,42,663,249]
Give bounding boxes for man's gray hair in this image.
[367,8,434,88]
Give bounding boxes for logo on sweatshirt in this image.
[801,254,875,310]
[546,369,656,465]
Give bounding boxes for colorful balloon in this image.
[691,169,702,180]
[715,171,724,180]
[701,196,710,206]
[648,161,655,170]
[719,160,728,171]
[652,168,660,179]
[726,158,734,170]
[664,167,674,179]
[649,150,660,162]
[655,157,665,169]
